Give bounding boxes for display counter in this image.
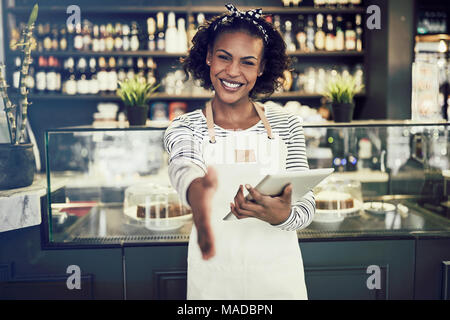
[42,120,450,247]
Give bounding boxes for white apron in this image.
[187,100,308,300]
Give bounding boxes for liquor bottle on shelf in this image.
[54,57,62,92]
[137,57,146,83]
[130,21,140,51]
[91,25,100,52]
[305,15,315,52]
[73,22,84,51]
[327,0,338,8]
[325,15,335,52]
[187,14,196,49]
[335,15,345,51]
[107,57,118,92]
[349,0,362,7]
[355,14,363,52]
[59,25,68,51]
[88,57,99,95]
[35,56,47,93]
[337,0,349,8]
[147,58,157,87]
[345,21,356,51]
[67,23,75,51]
[126,57,135,80]
[9,24,20,51]
[46,56,58,92]
[156,12,165,51]
[51,25,59,51]
[295,15,307,52]
[25,66,35,93]
[177,17,188,53]
[314,14,325,51]
[12,57,21,90]
[165,12,178,53]
[43,23,52,51]
[283,20,296,52]
[82,20,92,51]
[34,23,44,52]
[197,13,205,27]
[273,15,281,33]
[117,57,127,82]
[62,57,75,84]
[313,0,325,8]
[76,57,89,94]
[114,23,123,51]
[147,17,156,51]
[97,56,108,92]
[105,23,115,51]
[64,57,77,95]
[122,24,130,51]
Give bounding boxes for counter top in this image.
[0,174,46,233]
[48,197,450,247]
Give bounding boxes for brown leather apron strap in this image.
[205,100,273,143]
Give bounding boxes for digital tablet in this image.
[223,168,334,221]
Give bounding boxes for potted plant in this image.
[323,74,364,123]
[117,77,160,126]
[0,4,38,189]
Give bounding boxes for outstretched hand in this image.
[187,167,217,260]
[230,183,292,225]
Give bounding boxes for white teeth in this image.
[221,80,241,88]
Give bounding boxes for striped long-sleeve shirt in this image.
[163,103,316,231]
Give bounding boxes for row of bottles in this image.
[12,56,159,95]
[281,0,362,7]
[10,12,207,54]
[278,64,364,94]
[278,13,363,52]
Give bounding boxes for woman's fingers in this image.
[231,202,252,219]
[197,223,215,260]
[245,184,265,205]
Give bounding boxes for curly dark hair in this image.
[182,12,291,99]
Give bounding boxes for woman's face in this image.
[207,31,265,105]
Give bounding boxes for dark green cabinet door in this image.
[415,239,450,300]
[124,246,188,300]
[300,240,415,300]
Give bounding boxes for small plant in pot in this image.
[323,74,364,123]
[0,4,38,190]
[117,77,160,126]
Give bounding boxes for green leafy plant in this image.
[0,4,38,144]
[323,74,364,104]
[117,77,160,107]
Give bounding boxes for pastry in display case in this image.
[313,176,364,223]
[123,182,192,231]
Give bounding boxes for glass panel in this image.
[45,123,450,246]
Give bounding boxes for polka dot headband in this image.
[213,3,269,44]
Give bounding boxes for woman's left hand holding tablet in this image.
[230,184,292,225]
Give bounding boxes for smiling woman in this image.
[164,3,315,300]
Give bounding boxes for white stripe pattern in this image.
[164,104,316,231]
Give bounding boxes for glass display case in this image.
[44,120,450,247]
